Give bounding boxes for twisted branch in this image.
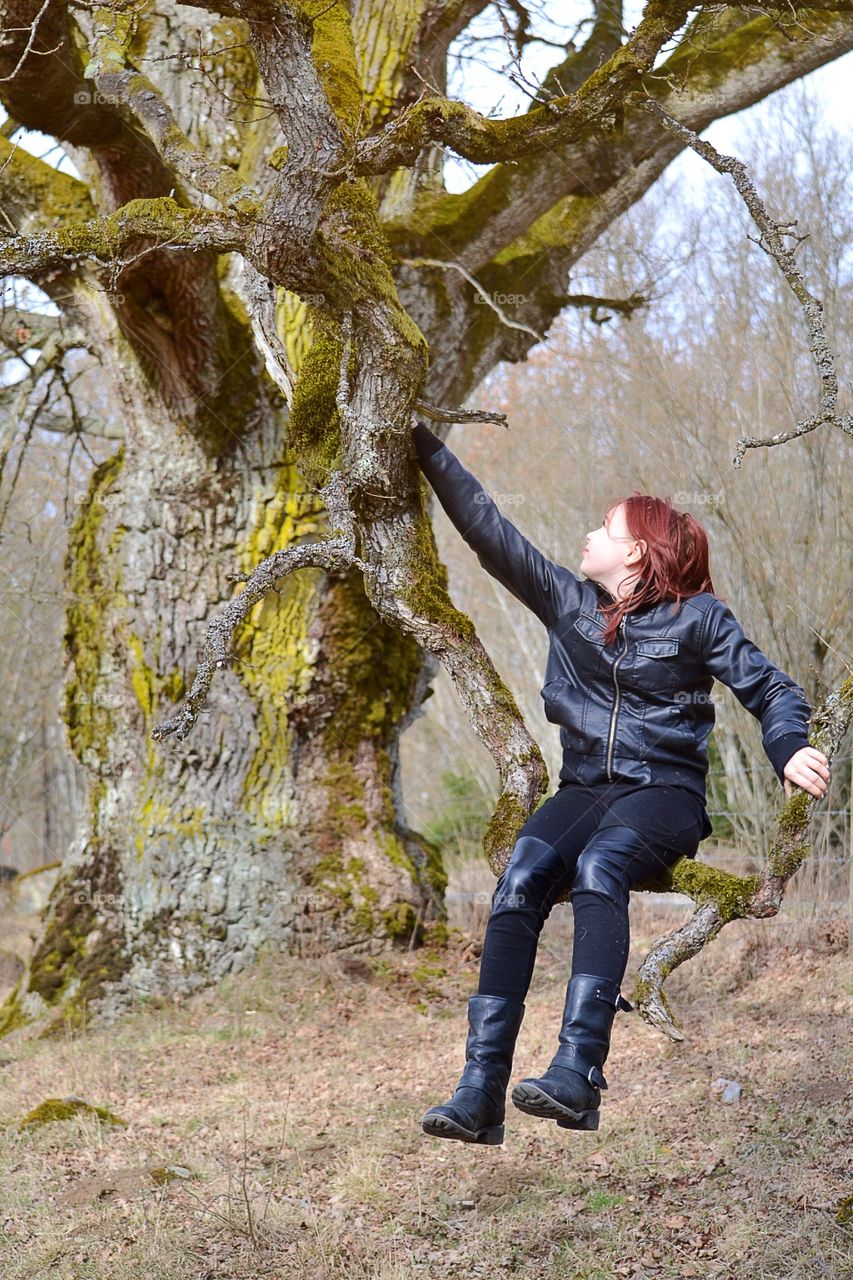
[87,3,261,213]
[631,674,853,1040]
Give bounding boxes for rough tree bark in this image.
[0,0,849,1035]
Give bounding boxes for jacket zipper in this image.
[606,616,629,780]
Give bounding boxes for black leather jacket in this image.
[414,422,812,811]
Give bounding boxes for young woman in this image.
[411,418,830,1145]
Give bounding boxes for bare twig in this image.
[401,256,545,342]
[640,97,853,467]
[412,400,508,428]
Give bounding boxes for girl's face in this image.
[581,503,643,580]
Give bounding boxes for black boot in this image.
[511,973,632,1130]
[422,994,526,1145]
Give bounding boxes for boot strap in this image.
[593,987,634,1013]
[551,1046,609,1091]
[458,1061,506,1108]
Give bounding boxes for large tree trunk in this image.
[2,280,444,1037]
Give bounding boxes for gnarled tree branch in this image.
[0,196,248,278]
[631,675,853,1040]
[354,1,692,173]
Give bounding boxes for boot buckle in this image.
[592,984,633,1013]
[587,1064,608,1089]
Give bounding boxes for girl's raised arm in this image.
[412,419,582,629]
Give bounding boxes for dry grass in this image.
[0,859,850,1280]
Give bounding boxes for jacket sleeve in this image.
[412,419,582,629]
[700,598,812,785]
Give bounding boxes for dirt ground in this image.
[0,901,850,1280]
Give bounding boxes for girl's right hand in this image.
[783,747,830,799]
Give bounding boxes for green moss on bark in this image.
[318,568,426,748]
[0,134,93,224]
[638,858,759,924]
[62,447,125,770]
[643,8,846,96]
[767,790,811,879]
[287,309,348,488]
[0,980,26,1038]
[300,0,363,135]
[399,480,478,642]
[26,853,126,1014]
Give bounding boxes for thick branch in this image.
[398,11,853,401]
[355,0,692,173]
[0,133,94,239]
[0,0,190,215]
[724,0,853,8]
[0,306,86,351]
[0,197,248,278]
[86,3,261,213]
[390,11,853,273]
[0,4,267,423]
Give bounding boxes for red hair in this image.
[597,492,724,646]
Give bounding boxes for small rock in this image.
[710,1077,742,1104]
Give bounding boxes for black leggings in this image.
[477,780,710,1000]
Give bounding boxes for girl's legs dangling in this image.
[422,784,604,1143]
[475,784,606,1001]
[423,780,710,1140]
[512,784,709,1130]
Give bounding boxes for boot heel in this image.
[476,1124,505,1145]
[556,1110,599,1131]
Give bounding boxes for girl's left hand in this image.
[783,747,830,800]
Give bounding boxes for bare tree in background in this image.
[0,0,851,1034]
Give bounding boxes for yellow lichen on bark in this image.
[235,461,328,827]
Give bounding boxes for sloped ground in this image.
[0,901,849,1280]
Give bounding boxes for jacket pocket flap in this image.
[636,637,679,657]
[573,613,605,645]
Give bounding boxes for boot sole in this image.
[421,1112,505,1145]
[511,1082,600,1130]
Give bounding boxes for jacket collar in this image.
[595,575,646,607]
